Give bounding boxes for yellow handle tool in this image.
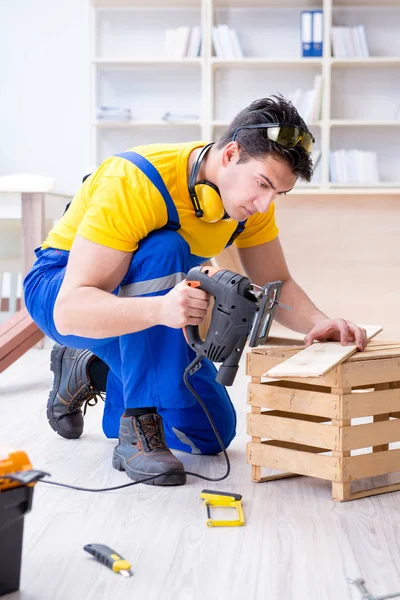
[200,489,244,527]
[84,544,133,577]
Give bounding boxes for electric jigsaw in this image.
[184,266,287,386]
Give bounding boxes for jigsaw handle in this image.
[183,266,223,357]
[183,266,258,386]
[184,265,248,357]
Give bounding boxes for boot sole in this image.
[112,449,186,486]
[47,345,82,440]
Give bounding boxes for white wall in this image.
[0,0,90,195]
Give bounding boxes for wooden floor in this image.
[2,194,400,600]
[2,340,400,600]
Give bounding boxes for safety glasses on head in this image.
[231,123,315,154]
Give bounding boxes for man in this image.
[24,95,367,487]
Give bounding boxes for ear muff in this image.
[188,143,225,223]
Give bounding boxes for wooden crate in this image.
[246,341,400,502]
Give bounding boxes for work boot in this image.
[112,414,186,486]
[47,344,104,439]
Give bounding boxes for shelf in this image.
[92,58,202,67]
[212,120,323,128]
[214,0,322,6]
[93,120,201,128]
[333,0,400,6]
[211,58,323,69]
[331,57,400,67]
[330,120,400,127]
[329,182,400,188]
[90,0,400,188]
[93,0,200,6]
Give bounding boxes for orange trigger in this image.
[186,281,201,288]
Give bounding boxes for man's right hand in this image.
[159,280,210,328]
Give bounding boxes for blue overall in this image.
[24,152,246,455]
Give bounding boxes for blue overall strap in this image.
[115,151,181,231]
[226,219,247,247]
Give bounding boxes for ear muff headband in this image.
[189,143,225,223]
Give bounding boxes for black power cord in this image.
[1,356,230,493]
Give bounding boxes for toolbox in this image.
[0,447,35,596]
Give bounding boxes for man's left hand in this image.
[304,318,368,351]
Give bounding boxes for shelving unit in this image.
[90,0,400,196]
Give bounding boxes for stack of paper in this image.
[212,25,243,59]
[330,149,380,184]
[331,26,370,58]
[97,106,131,122]
[164,27,202,59]
[288,74,323,124]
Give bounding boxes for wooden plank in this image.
[265,325,383,379]
[247,441,339,481]
[342,448,400,481]
[247,351,341,387]
[341,357,400,388]
[344,388,400,418]
[349,348,400,361]
[347,482,400,502]
[255,472,302,484]
[0,309,40,360]
[0,309,44,374]
[248,382,341,419]
[341,418,400,452]
[248,412,338,450]
[0,328,44,374]
[0,309,32,338]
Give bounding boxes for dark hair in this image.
[216,95,314,182]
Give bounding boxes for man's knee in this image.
[199,427,236,456]
[168,412,236,456]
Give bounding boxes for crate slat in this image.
[248,382,341,419]
[342,357,400,387]
[247,441,339,481]
[248,413,339,450]
[342,418,400,451]
[343,388,400,418]
[343,448,400,481]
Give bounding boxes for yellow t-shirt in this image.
[43,142,279,258]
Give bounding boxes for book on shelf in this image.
[330,149,379,184]
[301,11,323,58]
[301,11,313,58]
[97,106,131,122]
[287,74,323,124]
[212,25,243,59]
[163,26,202,59]
[312,10,323,58]
[161,111,199,123]
[331,25,370,58]
[296,149,321,188]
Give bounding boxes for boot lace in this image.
[139,416,166,451]
[71,385,105,416]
